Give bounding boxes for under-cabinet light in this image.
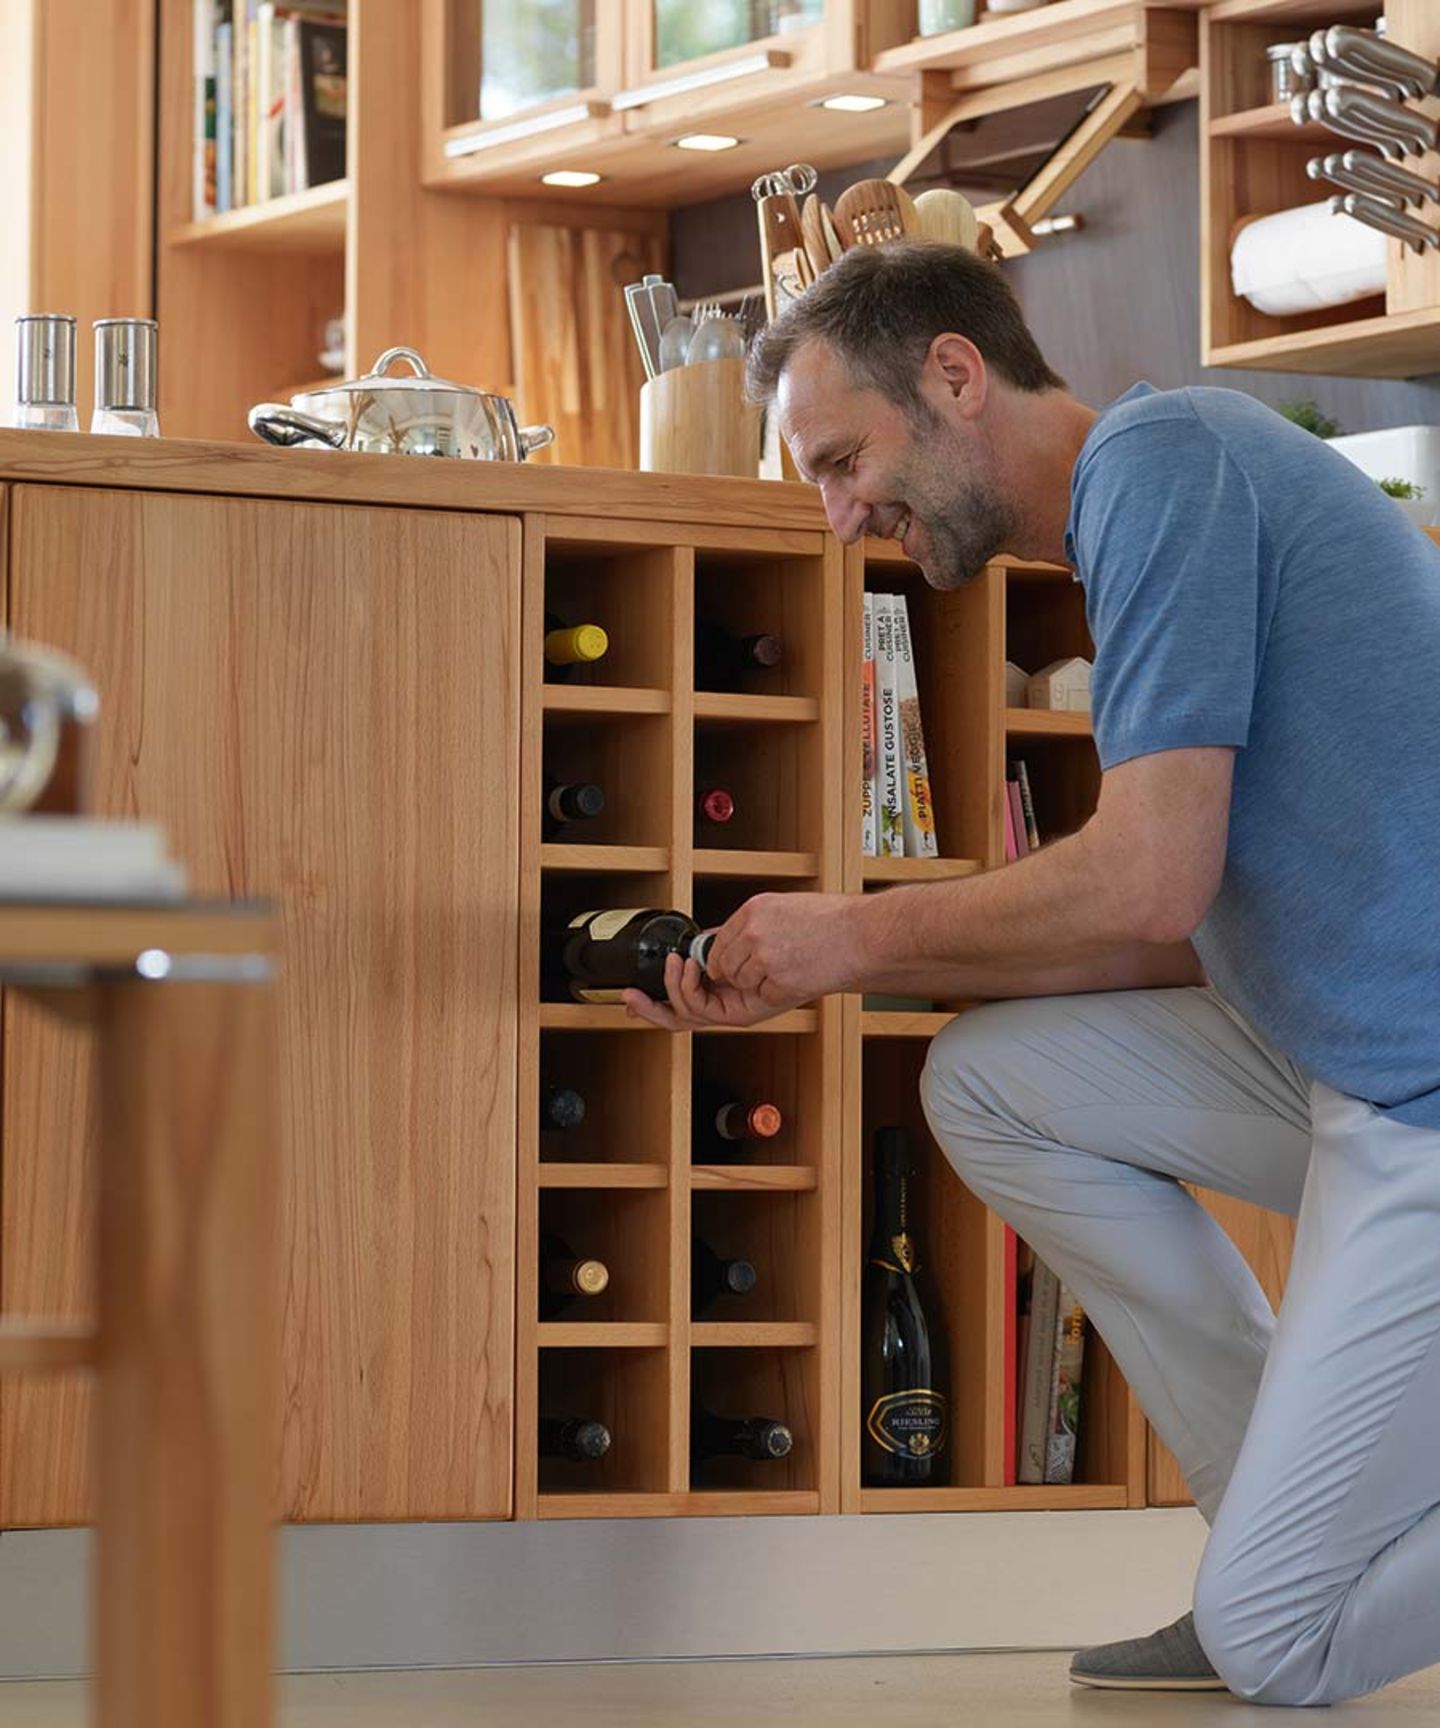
[672,133,742,153]
[541,170,603,187]
[815,93,889,113]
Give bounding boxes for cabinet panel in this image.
[2,486,520,1524]
[1147,1191,1295,1507]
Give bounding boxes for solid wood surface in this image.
[3,485,519,1526]
[639,361,762,481]
[94,976,277,1728]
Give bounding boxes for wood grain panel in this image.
[3,485,520,1525]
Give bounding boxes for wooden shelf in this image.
[693,692,821,725]
[859,1483,1130,1513]
[862,856,984,884]
[1005,707,1093,737]
[1206,0,1374,21]
[536,1164,669,1189]
[168,180,349,253]
[861,1011,960,1039]
[542,686,672,717]
[1206,307,1440,379]
[536,1490,821,1519]
[536,1323,669,1348]
[0,1321,96,1374]
[1208,101,1328,141]
[691,1165,819,1192]
[872,0,1202,82]
[541,843,670,874]
[694,849,819,879]
[538,1004,820,1033]
[691,1322,819,1348]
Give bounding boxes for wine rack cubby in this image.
[519,513,1146,1522]
[1004,562,1099,849]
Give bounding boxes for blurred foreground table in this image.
[0,903,278,1728]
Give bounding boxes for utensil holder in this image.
[639,359,760,480]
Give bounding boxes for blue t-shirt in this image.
[1065,382,1440,1130]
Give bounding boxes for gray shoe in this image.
[1069,1611,1225,1692]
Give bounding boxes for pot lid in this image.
[313,346,479,396]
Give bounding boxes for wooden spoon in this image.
[833,179,917,248]
[913,188,981,252]
[800,194,831,281]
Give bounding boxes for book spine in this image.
[1007,780,1028,858]
[873,595,905,858]
[861,593,878,857]
[1015,757,1040,851]
[233,1,248,207]
[193,0,217,219]
[1018,1256,1060,1484]
[1003,779,1018,862]
[216,21,233,214]
[247,5,260,206]
[1004,1225,1019,1488]
[891,593,940,858]
[1044,1285,1087,1485]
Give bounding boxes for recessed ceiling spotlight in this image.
[541,169,603,187]
[672,133,742,152]
[817,93,889,113]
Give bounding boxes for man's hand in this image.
[623,892,867,1031]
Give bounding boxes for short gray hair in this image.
[746,239,1066,408]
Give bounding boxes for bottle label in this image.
[870,1232,918,1275]
[568,908,641,942]
[572,987,626,1004]
[866,1389,948,1459]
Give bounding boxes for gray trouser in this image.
[920,986,1440,1707]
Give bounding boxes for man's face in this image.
[778,339,1016,590]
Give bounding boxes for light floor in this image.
[3,1652,1440,1725]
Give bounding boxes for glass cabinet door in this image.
[479,0,598,119]
[652,0,822,69]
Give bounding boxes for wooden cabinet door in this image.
[3,485,519,1525]
[1147,1192,1295,1506]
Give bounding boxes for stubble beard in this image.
[897,418,1020,591]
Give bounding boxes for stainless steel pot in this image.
[248,346,555,460]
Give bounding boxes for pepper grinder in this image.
[12,314,78,432]
[92,317,159,437]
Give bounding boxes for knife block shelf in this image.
[1201,0,1440,377]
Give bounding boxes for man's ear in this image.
[927,334,987,419]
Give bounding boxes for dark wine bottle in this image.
[544,610,609,683]
[694,620,783,691]
[691,1235,758,1317]
[691,1401,793,1464]
[539,1230,610,1320]
[538,1415,612,1463]
[543,773,606,840]
[861,1127,948,1486]
[692,1079,783,1161]
[540,1084,586,1133]
[696,786,736,827]
[558,907,713,1004]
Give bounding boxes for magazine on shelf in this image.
[1045,1285,1087,1485]
[1018,1252,1061,1484]
[890,594,940,859]
[1007,780,1029,858]
[872,594,905,858]
[1014,758,1041,851]
[861,593,878,858]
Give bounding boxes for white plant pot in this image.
[1329,425,1440,528]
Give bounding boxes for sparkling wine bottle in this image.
[558,908,713,1003]
[691,1235,759,1317]
[540,1084,586,1133]
[539,1230,610,1321]
[538,1415,612,1463]
[543,773,606,839]
[544,610,608,683]
[691,1401,793,1465]
[861,1126,948,1486]
[694,620,783,691]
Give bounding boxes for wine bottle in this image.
[558,908,714,1004]
[861,1127,948,1486]
[696,786,736,827]
[695,620,783,691]
[538,1415,612,1463]
[543,773,606,840]
[544,610,609,683]
[691,1401,793,1464]
[540,1084,586,1133]
[691,1235,758,1317]
[692,1079,783,1161]
[539,1230,610,1320]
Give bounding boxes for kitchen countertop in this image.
[0,430,827,534]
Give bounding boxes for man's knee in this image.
[1193,1545,1343,1706]
[920,1000,1052,1184]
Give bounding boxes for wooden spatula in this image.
[800,194,832,281]
[833,180,917,248]
[913,188,981,252]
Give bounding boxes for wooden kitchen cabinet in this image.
[1,482,520,1525]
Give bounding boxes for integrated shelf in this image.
[691,1165,819,1192]
[694,849,818,879]
[862,856,984,884]
[860,1010,960,1040]
[1005,708,1092,737]
[541,843,670,874]
[1207,101,1328,141]
[859,1484,1130,1514]
[168,180,349,253]
[536,1164,669,1189]
[542,686,672,717]
[692,693,821,725]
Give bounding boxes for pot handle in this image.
[518,423,556,460]
[248,404,348,449]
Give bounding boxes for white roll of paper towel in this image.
[1230,200,1387,317]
